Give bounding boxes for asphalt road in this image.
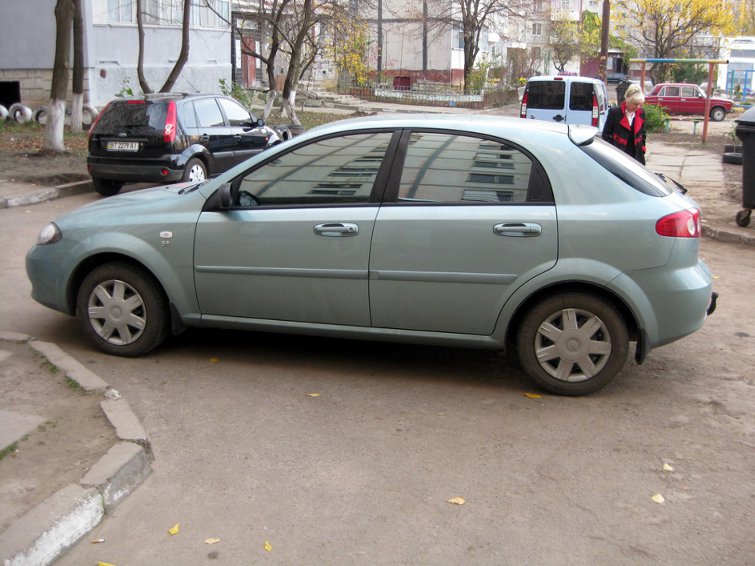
[2,192,754,565]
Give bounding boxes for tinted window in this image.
[526,81,566,110]
[569,82,595,111]
[580,137,672,197]
[95,101,167,134]
[236,132,393,206]
[218,98,252,127]
[397,132,550,204]
[194,98,225,128]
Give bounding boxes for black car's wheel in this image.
[183,157,207,183]
[93,178,124,196]
[710,106,726,122]
[517,292,629,396]
[723,152,743,165]
[76,262,169,356]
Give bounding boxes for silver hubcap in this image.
[87,279,146,345]
[534,308,612,382]
[188,164,206,182]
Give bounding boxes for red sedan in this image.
[645,83,733,121]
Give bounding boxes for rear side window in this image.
[569,82,595,111]
[395,131,553,204]
[526,81,566,110]
[94,101,167,134]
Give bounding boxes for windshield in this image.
[579,137,674,197]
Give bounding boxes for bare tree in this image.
[70,0,84,131]
[549,18,580,73]
[136,0,192,93]
[43,0,73,153]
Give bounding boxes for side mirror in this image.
[218,182,232,209]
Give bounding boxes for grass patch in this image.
[0,442,18,461]
[65,376,85,392]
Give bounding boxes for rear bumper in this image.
[87,157,184,183]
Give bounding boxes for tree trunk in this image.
[281,92,299,125]
[263,90,277,121]
[70,0,84,131]
[160,0,192,92]
[136,0,152,93]
[43,0,73,153]
[280,0,312,125]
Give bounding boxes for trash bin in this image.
[616,80,631,104]
[734,106,755,227]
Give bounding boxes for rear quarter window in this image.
[579,138,673,197]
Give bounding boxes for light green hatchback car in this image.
[27,115,716,395]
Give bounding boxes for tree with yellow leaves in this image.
[614,0,734,80]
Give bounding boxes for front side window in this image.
[235,132,394,206]
[217,98,251,127]
[194,98,225,128]
[396,132,550,204]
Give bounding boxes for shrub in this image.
[643,104,670,133]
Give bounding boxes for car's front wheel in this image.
[517,292,629,396]
[710,106,726,122]
[183,157,207,183]
[76,262,169,356]
[93,178,124,196]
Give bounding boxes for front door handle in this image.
[553,114,565,122]
[493,223,542,237]
[314,223,359,237]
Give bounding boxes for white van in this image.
[520,76,609,131]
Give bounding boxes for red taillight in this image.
[164,100,177,143]
[520,92,528,118]
[591,94,599,127]
[87,101,110,139]
[656,208,701,238]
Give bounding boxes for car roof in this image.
[112,93,220,103]
[526,75,604,84]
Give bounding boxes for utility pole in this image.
[599,0,610,82]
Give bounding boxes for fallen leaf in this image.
[168,523,180,535]
[713,274,720,279]
[91,538,106,544]
[204,537,221,545]
[651,493,665,504]
[446,496,466,505]
[209,357,219,363]
[524,392,542,399]
[264,540,273,552]
[97,563,116,566]
[307,393,321,397]
[663,463,674,472]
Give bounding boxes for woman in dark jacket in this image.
[602,83,647,164]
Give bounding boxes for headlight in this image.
[36,223,62,245]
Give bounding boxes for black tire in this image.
[517,292,629,396]
[76,262,169,356]
[735,209,752,227]
[34,106,49,125]
[93,178,124,196]
[723,152,743,165]
[724,144,742,154]
[274,125,292,141]
[183,157,207,183]
[710,106,726,122]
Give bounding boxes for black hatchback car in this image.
[87,93,279,196]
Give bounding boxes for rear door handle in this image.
[493,223,542,237]
[553,114,565,122]
[314,223,359,237]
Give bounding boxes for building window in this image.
[105,0,135,23]
[534,0,543,11]
[561,0,574,11]
[532,23,542,36]
[191,0,230,29]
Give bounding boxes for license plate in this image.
[106,141,139,152]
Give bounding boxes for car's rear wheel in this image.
[77,262,169,356]
[517,292,629,396]
[93,178,124,196]
[710,106,726,122]
[183,157,207,183]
